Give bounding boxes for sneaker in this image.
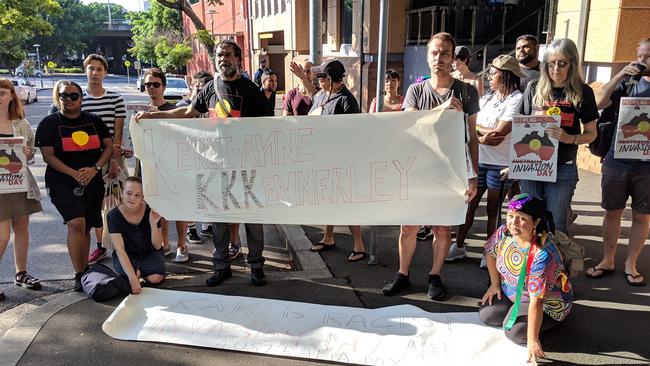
[479,255,487,269]
[88,247,108,265]
[175,247,189,263]
[382,272,410,296]
[14,271,42,290]
[73,272,84,292]
[427,274,446,301]
[228,242,241,260]
[416,226,433,241]
[251,267,266,286]
[445,242,467,262]
[186,227,202,244]
[200,226,213,237]
[206,267,232,287]
[162,244,174,256]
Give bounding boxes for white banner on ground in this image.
[130,109,469,225]
[0,137,28,193]
[509,116,560,182]
[614,97,650,160]
[103,288,530,366]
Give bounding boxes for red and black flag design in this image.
[514,131,555,161]
[0,149,23,174]
[59,124,101,152]
[621,112,650,139]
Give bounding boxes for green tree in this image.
[86,2,128,22]
[0,0,62,69]
[155,40,193,73]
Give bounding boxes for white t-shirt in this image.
[477,90,522,166]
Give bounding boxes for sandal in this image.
[348,251,366,262]
[14,271,42,290]
[0,291,4,301]
[625,272,646,287]
[310,243,336,252]
[585,266,615,279]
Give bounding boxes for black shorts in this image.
[601,164,650,214]
[48,180,104,227]
[112,251,166,278]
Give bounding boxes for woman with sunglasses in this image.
[518,38,598,235]
[0,78,43,301]
[35,81,113,291]
[480,194,573,363]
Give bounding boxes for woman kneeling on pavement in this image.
[108,176,165,294]
[0,78,43,301]
[479,193,573,362]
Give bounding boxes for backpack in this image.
[81,263,132,302]
[588,103,616,158]
[551,231,584,278]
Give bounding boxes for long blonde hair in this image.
[533,38,584,109]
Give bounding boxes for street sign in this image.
[27,53,37,57]
[124,60,131,67]
[134,61,141,70]
[47,61,56,68]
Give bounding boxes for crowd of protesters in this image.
[1,31,649,363]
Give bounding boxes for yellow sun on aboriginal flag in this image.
[71,131,90,146]
[0,156,9,166]
[546,106,561,116]
[529,139,542,151]
[638,120,650,133]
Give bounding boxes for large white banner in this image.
[614,97,650,160]
[0,137,28,193]
[130,109,469,225]
[103,288,530,366]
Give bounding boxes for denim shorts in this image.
[601,164,650,214]
[477,163,513,191]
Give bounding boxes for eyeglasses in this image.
[58,93,81,101]
[547,61,569,69]
[144,82,162,88]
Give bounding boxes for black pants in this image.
[211,223,265,270]
[479,296,559,344]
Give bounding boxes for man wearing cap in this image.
[304,59,367,262]
[135,39,268,287]
[515,35,541,92]
[382,32,479,301]
[452,45,484,96]
[448,54,525,263]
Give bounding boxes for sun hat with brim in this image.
[310,60,346,80]
[489,54,525,79]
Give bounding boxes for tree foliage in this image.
[0,0,62,68]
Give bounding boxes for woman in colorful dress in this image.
[480,194,573,362]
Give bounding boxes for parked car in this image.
[163,77,190,102]
[15,65,43,78]
[11,79,37,104]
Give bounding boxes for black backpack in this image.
[588,103,616,158]
[81,263,132,302]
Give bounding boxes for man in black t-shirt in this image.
[136,40,267,287]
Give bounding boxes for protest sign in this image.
[0,137,28,193]
[509,116,560,182]
[103,288,530,366]
[614,97,650,160]
[130,109,469,225]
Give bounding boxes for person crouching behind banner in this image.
[479,194,573,363]
[35,81,113,292]
[107,176,165,294]
[0,78,44,301]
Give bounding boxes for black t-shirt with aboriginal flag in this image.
[35,111,110,188]
[192,76,266,118]
[520,81,599,165]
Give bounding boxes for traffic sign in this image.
[47,61,56,68]
[124,60,131,67]
[134,61,141,70]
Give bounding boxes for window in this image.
[341,0,353,44]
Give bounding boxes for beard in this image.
[518,53,535,65]
[219,63,237,78]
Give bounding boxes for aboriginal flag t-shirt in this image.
[35,111,110,187]
[192,76,266,118]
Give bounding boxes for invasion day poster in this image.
[614,97,650,160]
[0,137,28,193]
[509,116,560,182]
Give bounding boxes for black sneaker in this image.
[206,268,232,287]
[251,268,266,286]
[427,274,446,301]
[186,227,202,244]
[382,272,410,296]
[73,272,84,292]
[416,226,433,241]
[200,226,213,238]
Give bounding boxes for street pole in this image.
[309,0,321,64]
[33,44,43,88]
[107,0,113,29]
[375,0,389,112]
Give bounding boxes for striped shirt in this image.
[82,90,126,138]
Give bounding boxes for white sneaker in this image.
[175,247,189,263]
[479,255,487,269]
[445,242,467,262]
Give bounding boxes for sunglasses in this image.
[144,82,162,88]
[547,61,569,69]
[58,92,81,101]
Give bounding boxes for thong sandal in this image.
[625,273,647,287]
[584,266,615,279]
[348,251,367,262]
[14,271,42,290]
[310,243,336,252]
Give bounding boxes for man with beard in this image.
[260,69,278,116]
[515,35,541,92]
[135,40,268,287]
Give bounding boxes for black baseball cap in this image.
[310,60,346,80]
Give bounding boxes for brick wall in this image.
[577,145,602,174]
